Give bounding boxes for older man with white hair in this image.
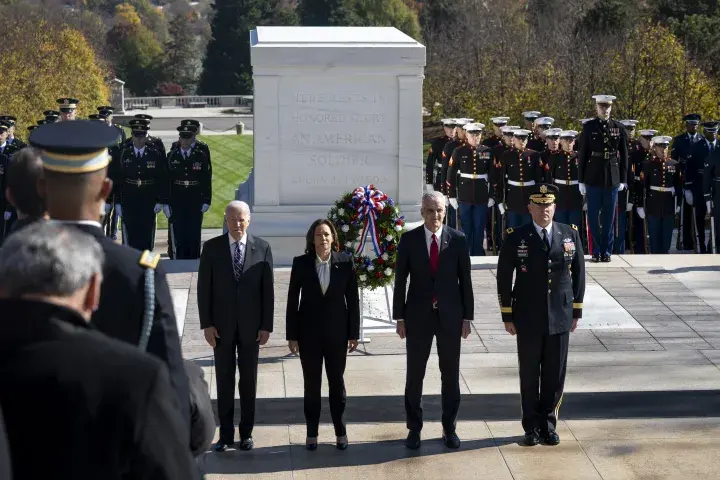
[198,200,275,452]
[0,223,198,480]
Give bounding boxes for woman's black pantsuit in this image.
[286,251,360,437]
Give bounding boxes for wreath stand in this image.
[358,284,395,344]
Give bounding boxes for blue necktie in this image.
[232,241,244,280]
[542,229,551,249]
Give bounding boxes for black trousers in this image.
[170,195,204,259]
[405,310,461,434]
[121,190,157,252]
[517,330,569,434]
[299,337,348,437]
[214,329,259,443]
[678,198,695,250]
[692,200,709,253]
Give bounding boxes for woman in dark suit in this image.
[286,219,360,451]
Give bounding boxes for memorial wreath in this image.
[327,184,405,289]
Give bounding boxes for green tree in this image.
[298,0,360,26]
[165,12,201,92]
[198,0,298,95]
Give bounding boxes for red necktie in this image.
[430,234,439,304]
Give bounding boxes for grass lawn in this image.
[156,135,253,229]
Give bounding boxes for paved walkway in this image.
[163,252,720,479]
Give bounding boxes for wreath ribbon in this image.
[352,185,386,257]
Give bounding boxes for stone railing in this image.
[123,95,253,111]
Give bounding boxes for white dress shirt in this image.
[315,254,331,294]
[533,221,553,246]
[424,224,443,255]
[134,146,146,157]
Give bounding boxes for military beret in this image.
[29,120,119,173]
[592,94,616,104]
[651,135,672,146]
[683,113,701,124]
[528,183,559,204]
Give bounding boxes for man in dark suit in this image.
[0,222,198,480]
[497,184,585,447]
[198,200,275,452]
[393,191,474,450]
[31,121,191,442]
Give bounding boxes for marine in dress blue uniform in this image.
[166,125,212,259]
[629,130,656,254]
[441,118,473,229]
[613,119,639,254]
[545,130,583,229]
[426,119,455,192]
[672,114,702,251]
[636,136,682,254]
[489,125,520,249]
[527,116,554,152]
[687,121,717,253]
[577,94,629,262]
[496,184,585,446]
[483,117,510,252]
[497,129,544,228]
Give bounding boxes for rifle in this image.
[712,202,717,254]
[678,195,685,251]
[491,206,497,255]
[628,205,635,254]
[692,206,701,254]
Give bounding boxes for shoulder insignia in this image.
[571,224,578,231]
[139,250,160,269]
[506,227,514,234]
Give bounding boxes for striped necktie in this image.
[232,241,244,280]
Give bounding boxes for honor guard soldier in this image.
[0,116,26,149]
[522,111,542,142]
[614,120,640,254]
[483,117,510,149]
[636,136,681,254]
[544,130,583,229]
[172,120,211,159]
[44,110,60,124]
[630,130,657,253]
[447,122,494,255]
[528,117,554,152]
[0,121,23,237]
[28,119,191,440]
[127,114,167,157]
[497,129,544,228]
[165,125,212,259]
[425,119,455,192]
[116,124,170,251]
[687,121,717,253]
[702,123,720,253]
[578,94,629,262]
[672,114,702,251]
[98,106,127,144]
[496,183,585,447]
[441,118,473,229]
[56,97,79,121]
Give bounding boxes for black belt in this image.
[591,151,618,159]
[173,180,199,186]
[125,179,155,186]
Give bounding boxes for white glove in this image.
[115,204,123,218]
[488,198,495,208]
[200,203,210,213]
[685,190,694,206]
[579,183,587,195]
[626,202,633,212]
[583,203,588,211]
[707,200,712,213]
[425,184,434,193]
[154,203,162,214]
[3,211,11,221]
[449,198,459,210]
[637,207,646,219]
[104,203,112,214]
[498,203,506,215]
[675,205,681,214]
[163,205,171,218]
[618,183,627,191]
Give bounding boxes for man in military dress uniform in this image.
[44,110,60,124]
[441,118,473,229]
[166,125,212,259]
[30,119,191,443]
[522,111,542,144]
[56,97,79,121]
[497,129,544,228]
[127,115,167,157]
[425,119,455,192]
[545,130,584,230]
[614,120,640,254]
[116,124,170,251]
[636,136,682,254]
[0,116,26,149]
[702,124,720,253]
[578,94,629,262]
[483,117,509,149]
[629,130,656,254]
[0,121,24,239]
[489,125,520,251]
[483,117,510,250]
[98,105,127,144]
[527,117,554,152]
[671,114,702,251]
[496,183,585,446]
[687,121,717,253]
[447,123,494,255]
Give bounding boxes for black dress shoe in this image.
[405,431,421,450]
[541,430,560,446]
[523,430,540,446]
[601,254,611,263]
[238,438,254,451]
[213,440,231,452]
[591,253,600,263]
[442,431,461,449]
[336,436,349,450]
